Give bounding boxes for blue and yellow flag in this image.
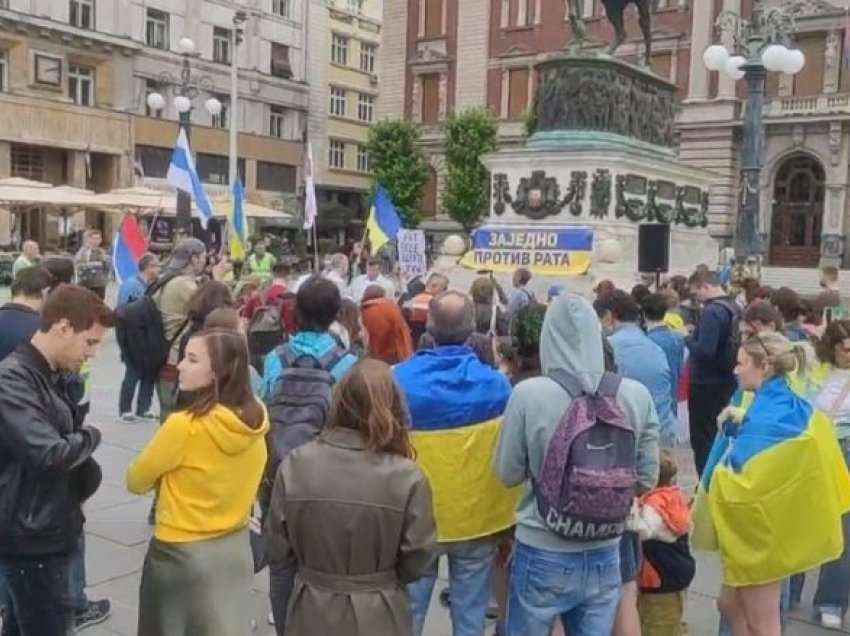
[228,178,246,261]
[394,346,521,542]
[692,377,850,586]
[366,185,402,252]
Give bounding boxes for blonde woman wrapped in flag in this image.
[693,331,850,636]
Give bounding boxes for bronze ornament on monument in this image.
[466,0,721,285]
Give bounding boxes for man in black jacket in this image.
[685,269,740,477]
[0,284,113,636]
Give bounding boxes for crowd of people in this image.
[0,236,849,636]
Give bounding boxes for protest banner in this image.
[460,224,593,275]
[397,229,428,278]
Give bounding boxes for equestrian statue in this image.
[565,0,654,66]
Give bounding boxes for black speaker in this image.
[638,223,670,273]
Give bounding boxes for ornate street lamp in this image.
[702,2,807,271]
[146,36,221,237]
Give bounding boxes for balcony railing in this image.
[765,93,850,118]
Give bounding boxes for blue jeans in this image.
[119,362,154,416]
[814,437,850,617]
[0,553,73,636]
[1,535,86,635]
[506,541,622,636]
[408,536,497,636]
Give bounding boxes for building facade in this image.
[381,0,850,270]
[307,0,381,243]
[0,0,308,248]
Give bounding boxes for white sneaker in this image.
[268,612,275,625]
[821,610,843,630]
[119,413,137,423]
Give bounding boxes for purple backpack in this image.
[534,369,637,541]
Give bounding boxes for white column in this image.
[717,0,741,99]
[687,0,712,100]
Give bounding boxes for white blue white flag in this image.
[167,127,214,229]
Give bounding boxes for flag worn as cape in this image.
[394,346,520,542]
[692,377,850,586]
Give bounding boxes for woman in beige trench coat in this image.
[265,358,437,635]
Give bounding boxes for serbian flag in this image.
[691,378,850,586]
[112,214,147,285]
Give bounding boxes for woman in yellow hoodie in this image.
[127,328,269,636]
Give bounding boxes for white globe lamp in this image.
[703,45,730,71]
[761,44,790,72]
[178,37,196,55]
[146,92,165,112]
[204,97,222,115]
[723,55,747,80]
[782,49,806,75]
[174,95,192,114]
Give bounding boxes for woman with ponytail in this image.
[696,332,850,636]
[264,358,437,635]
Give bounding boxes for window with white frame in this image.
[213,27,232,64]
[68,64,94,106]
[328,140,345,169]
[144,78,163,117]
[357,93,374,122]
[329,87,347,117]
[211,94,228,128]
[272,0,291,18]
[69,0,95,29]
[347,0,363,13]
[145,9,169,50]
[331,34,348,66]
[0,50,6,93]
[360,42,376,74]
[357,145,369,173]
[269,105,287,138]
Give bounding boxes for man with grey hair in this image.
[117,252,161,422]
[153,238,206,420]
[394,291,518,636]
[12,240,40,279]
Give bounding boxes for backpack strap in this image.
[547,368,585,398]
[278,343,346,374]
[145,272,180,298]
[548,368,622,398]
[596,371,622,398]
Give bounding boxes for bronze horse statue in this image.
[565,0,654,66]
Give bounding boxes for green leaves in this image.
[443,109,498,231]
[366,119,429,228]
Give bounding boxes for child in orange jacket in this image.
[629,449,696,636]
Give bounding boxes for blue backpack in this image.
[534,369,637,541]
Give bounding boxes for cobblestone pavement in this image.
[67,331,848,635]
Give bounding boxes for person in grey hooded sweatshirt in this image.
[494,293,660,636]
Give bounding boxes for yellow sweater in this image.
[127,404,269,543]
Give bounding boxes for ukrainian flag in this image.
[228,178,247,261]
[366,185,402,252]
[692,377,850,586]
[394,347,521,542]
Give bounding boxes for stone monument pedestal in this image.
[464,54,720,292]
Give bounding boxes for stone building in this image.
[306,0,382,243]
[381,0,850,273]
[0,0,308,248]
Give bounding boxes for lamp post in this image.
[146,36,222,238]
[702,3,806,272]
[229,11,247,189]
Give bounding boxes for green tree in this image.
[366,119,429,227]
[443,109,498,230]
